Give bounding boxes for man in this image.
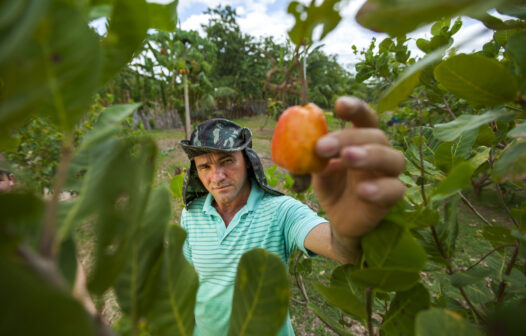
[0,154,15,193]
[179,97,406,335]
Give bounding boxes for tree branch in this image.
[459,192,492,226]
[466,244,515,271]
[40,132,74,259]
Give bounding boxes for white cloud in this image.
[177,0,497,69]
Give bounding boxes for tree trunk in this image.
[184,73,191,139]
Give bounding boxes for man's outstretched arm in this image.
[304,97,406,264]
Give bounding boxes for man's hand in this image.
[312,97,406,261]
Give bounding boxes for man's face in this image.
[0,172,14,193]
[194,151,250,206]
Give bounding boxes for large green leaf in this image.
[415,308,483,336]
[356,0,505,36]
[493,140,526,181]
[115,187,171,319]
[228,248,290,336]
[58,137,157,294]
[0,1,103,131]
[287,0,343,45]
[147,224,198,336]
[433,109,515,142]
[430,162,474,203]
[100,0,148,84]
[506,30,526,78]
[350,268,421,292]
[362,221,427,272]
[0,257,97,336]
[381,284,430,336]
[434,54,518,106]
[147,1,178,32]
[312,282,367,320]
[378,47,446,113]
[0,0,48,64]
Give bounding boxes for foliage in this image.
[282,0,526,335]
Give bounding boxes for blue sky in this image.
[152,0,497,69]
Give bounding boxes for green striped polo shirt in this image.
[181,180,327,336]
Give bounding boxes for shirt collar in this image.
[202,178,262,215]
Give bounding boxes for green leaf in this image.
[356,0,505,36]
[451,128,478,164]
[481,225,516,247]
[430,162,474,203]
[506,31,526,78]
[0,257,97,336]
[101,0,148,84]
[312,282,367,320]
[147,1,178,32]
[170,172,185,200]
[378,47,446,113]
[415,308,483,336]
[228,248,290,336]
[0,1,103,131]
[450,268,492,288]
[147,224,198,336]
[58,138,157,294]
[362,222,427,272]
[434,142,453,173]
[433,109,515,142]
[306,303,355,336]
[115,187,171,319]
[434,195,460,259]
[381,284,430,336]
[475,124,497,146]
[470,146,490,170]
[0,0,48,65]
[434,54,518,106]
[493,140,526,182]
[0,133,20,151]
[508,122,526,138]
[287,0,343,46]
[349,268,421,292]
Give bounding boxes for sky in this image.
[168,0,498,70]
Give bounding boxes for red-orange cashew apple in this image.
[271,103,329,175]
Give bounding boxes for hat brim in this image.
[180,140,251,159]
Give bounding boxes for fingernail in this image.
[316,136,339,157]
[343,146,367,162]
[360,183,378,199]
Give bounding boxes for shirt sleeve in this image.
[180,208,193,266]
[276,196,328,257]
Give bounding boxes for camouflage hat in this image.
[180,118,282,206]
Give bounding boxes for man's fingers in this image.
[356,178,407,206]
[340,145,406,176]
[316,128,389,158]
[335,96,378,128]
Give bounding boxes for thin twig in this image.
[466,244,515,271]
[294,253,310,303]
[442,96,456,120]
[496,244,520,304]
[459,192,492,226]
[40,132,74,259]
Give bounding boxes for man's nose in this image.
[210,166,226,181]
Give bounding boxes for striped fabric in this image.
[181,180,327,336]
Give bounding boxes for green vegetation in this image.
[2,0,526,335]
